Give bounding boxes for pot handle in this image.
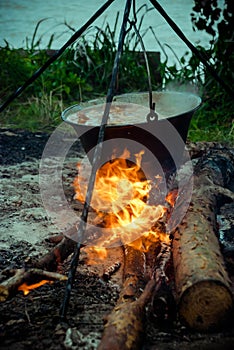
[146,102,158,123]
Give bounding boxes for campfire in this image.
[0,140,234,350]
[69,147,176,349]
[0,0,233,347]
[73,148,168,248]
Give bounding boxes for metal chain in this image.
[128,9,158,122]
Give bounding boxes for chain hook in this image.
[130,8,159,123]
[147,102,159,122]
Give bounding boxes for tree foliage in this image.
[191,0,233,85]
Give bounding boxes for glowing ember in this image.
[74,149,172,250]
[84,247,108,265]
[166,189,178,207]
[18,280,53,296]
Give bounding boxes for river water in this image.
[0,0,213,65]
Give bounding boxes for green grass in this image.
[189,112,234,144]
[0,9,233,144]
[188,88,233,144]
[1,91,64,132]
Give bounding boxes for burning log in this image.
[103,262,121,281]
[0,268,67,302]
[98,230,175,350]
[0,236,76,301]
[173,148,234,331]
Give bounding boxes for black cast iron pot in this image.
[62,91,201,178]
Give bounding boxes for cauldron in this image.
[62,91,201,178]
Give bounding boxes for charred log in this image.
[103,262,121,281]
[186,142,226,160]
[150,239,176,325]
[34,236,76,271]
[173,148,234,331]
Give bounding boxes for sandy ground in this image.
[0,128,83,251]
[1,160,57,249]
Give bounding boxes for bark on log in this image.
[173,148,234,331]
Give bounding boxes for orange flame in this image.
[74,150,149,220]
[74,149,172,253]
[84,246,108,265]
[18,280,53,296]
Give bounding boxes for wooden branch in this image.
[0,268,67,302]
[98,278,156,350]
[0,236,76,302]
[34,236,76,271]
[173,149,234,331]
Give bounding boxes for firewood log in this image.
[98,279,156,350]
[173,148,234,331]
[150,240,176,325]
[98,246,148,350]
